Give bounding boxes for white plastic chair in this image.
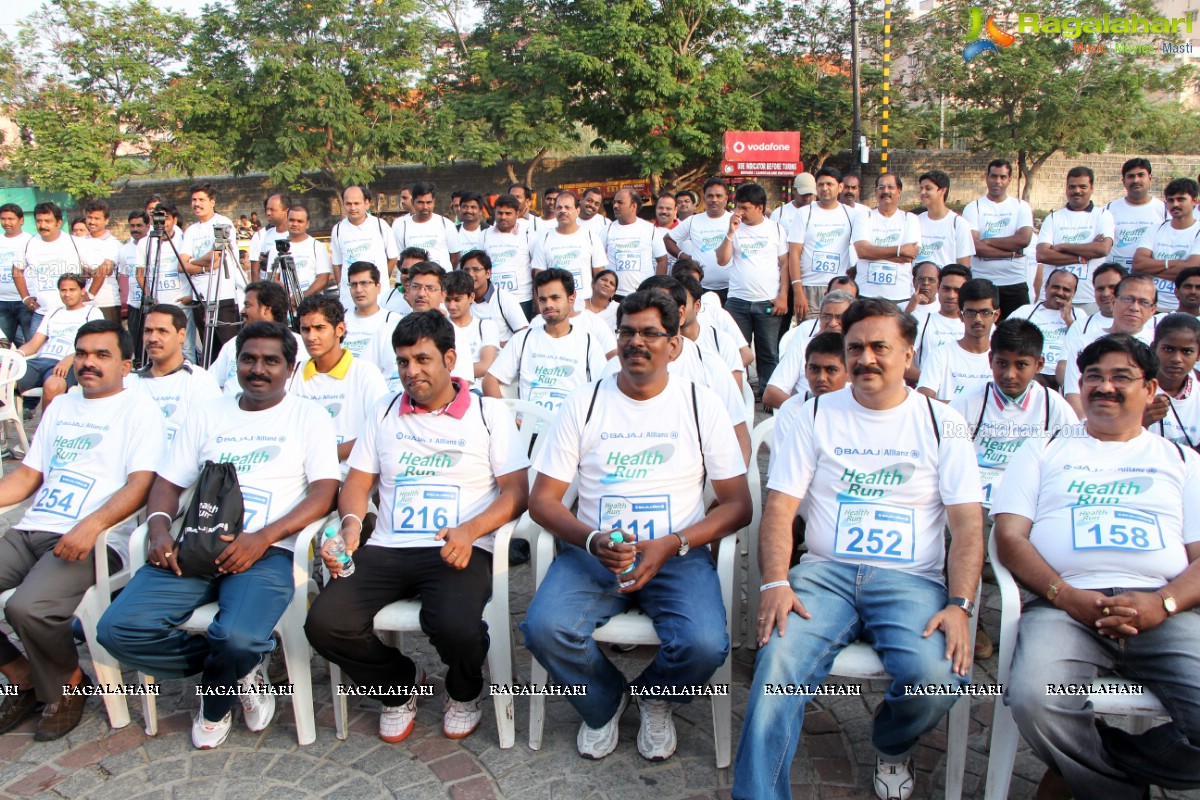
[0,501,139,729]
[0,349,29,453]
[501,398,558,568]
[741,374,755,421]
[526,521,740,768]
[128,509,334,745]
[327,519,520,749]
[983,535,1167,800]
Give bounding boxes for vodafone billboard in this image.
[723,131,801,163]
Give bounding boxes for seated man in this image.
[995,333,1200,800]
[369,261,445,391]
[0,320,163,739]
[208,281,305,394]
[305,311,528,743]
[521,290,752,761]
[98,321,340,750]
[764,291,852,409]
[127,303,221,443]
[342,261,401,358]
[16,273,104,410]
[735,299,984,800]
[289,294,387,462]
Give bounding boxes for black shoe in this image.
[34,673,90,741]
[508,539,531,566]
[0,686,41,733]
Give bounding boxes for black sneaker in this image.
[0,686,41,733]
[508,539,531,566]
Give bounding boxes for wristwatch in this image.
[947,596,976,616]
[673,532,690,557]
[1158,590,1178,616]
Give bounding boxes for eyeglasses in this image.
[1116,295,1156,309]
[348,280,376,289]
[616,327,672,342]
[1081,371,1145,387]
[915,276,938,285]
[397,270,411,278]
[818,313,840,323]
[961,308,998,319]
[463,266,487,274]
[410,283,441,294]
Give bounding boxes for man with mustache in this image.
[530,191,605,307]
[1034,166,1115,315]
[12,202,86,335]
[1107,159,1167,296]
[0,320,163,741]
[1009,268,1080,391]
[853,174,921,303]
[994,333,1200,800]
[521,289,751,761]
[1132,177,1200,314]
[98,321,340,751]
[207,281,306,396]
[918,279,1000,402]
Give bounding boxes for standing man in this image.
[840,171,868,211]
[134,203,195,362]
[331,185,399,310]
[481,194,535,319]
[1106,158,1167,277]
[462,250,528,346]
[910,264,970,382]
[245,194,290,282]
[0,204,33,346]
[654,193,679,270]
[787,167,866,320]
[578,188,607,234]
[530,191,605,306]
[509,182,546,235]
[455,191,490,255]
[605,189,667,299]
[1034,166,1115,314]
[962,159,1036,318]
[854,174,922,302]
[919,278,1001,402]
[264,205,332,297]
[119,211,148,356]
[770,173,817,234]
[179,183,241,362]
[916,171,974,269]
[13,202,85,334]
[540,187,561,225]
[675,190,698,222]
[79,201,121,323]
[1132,177,1200,313]
[392,182,461,270]
[734,298,983,800]
[521,289,751,761]
[1010,269,1080,391]
[343,262,402,359]
[666,178,734,303]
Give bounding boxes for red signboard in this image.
[723,131,802,163]
[720,161,804,178]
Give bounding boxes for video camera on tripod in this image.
[150,208,167,237]
[271,239,304,330]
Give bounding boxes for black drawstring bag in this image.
[174,461,244,578]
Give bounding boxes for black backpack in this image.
[174,461,245,578]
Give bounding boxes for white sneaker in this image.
[442,691,483,739]
[379,668,426,744]
[238,655,275,732]
[874,756,915,800]
[192,705,232,750]
[635,696,677,761]
[576,693,628,759]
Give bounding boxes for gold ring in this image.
[165,551,175,558]
[1103,606,1111,616]
[151,561,160,566]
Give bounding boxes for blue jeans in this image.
[97,547,294,720]
[1006,597,1200,800]
[519,544,728,727]
[0,300,32,346]
[732,561,966,800]
[16,356,76,394]
[726,296,782,389]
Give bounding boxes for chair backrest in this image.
[741,377,755,420]
[500,398,556,462]
[0,349,28,409]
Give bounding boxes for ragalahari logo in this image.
[964,7,1017,61]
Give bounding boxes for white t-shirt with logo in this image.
[125,363,222,443]
[534,375,745,539]
[916,211,975,268]
[788,203,864,287]
[962,196,1034,286]
[18,389,165,564]
[16,234,86,312]
[450,315,501,387]
[727,219,789,303]
[1036,206,1116,305]
[992,426,1200,589]
[917,343,992,400]
[1010,302,1079,375]
[530,228,604,301]
[208,331,308,395]
[81,234,122,308]
[264,236,332,293]
[290,355,388,446]
[161,394,340,549]
[473,285,529,345]
[598,337,746,426]
[32,306,104,361]
[1107,197,1168,271]
[481,226,534,302]
[348,393,528,552]
[487,324,608,410]
[0,232,33,303]
[949,382,1076,507]
[770,387,981,582]
[530,309,618,355]
[1150,383,1200,450]
[605,218,667,296]
[181,214,240,302]
[457,224,487,254]
[668,212,734,291]
[392,214,461,270]
[119,237,142,307]
[1134,220,1200,312]
[344,307,401,359]
[134,229,190,306]
[857,209,922,301]
[330,215,399,308]
[913,310,965,370]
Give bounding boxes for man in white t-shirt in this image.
[735,298,983,800]
[1170,266,1200,318]
[787,167,867,319]
[306,310,528,744]
[1063,262,1127,353]
[578,188,607,235]
[1107,157,1168,276]
[179,183,243,363]
[1035,166,1115,313]
[13,201,86,334]
[128,303,221,444]
[455,191,490,254]
[854,174,922,302]
[521,288,751,761]
[331,185,399,310]
[1144,312,1200,449]
[717,182,789,390]
[769,172,816,235]
[462,249,528,345]
[342,262,402,359]
[509,182,548,236]
[994,333,1200,800]
[483,268,607,410]
[243,193,289,282]
[764,291,853,408]
[762,330,848,413]
[530,190,605,305]
[481,194,535,317]
[16,273,104,408]
[134,203,196,363]
[540,186,560,226]
[962,159,1035,318]
[604,188,667,297]
[919,278,1000,402]
[208,281,305,395]
[908,264,970,384]
[392,181,461,270]
[98,321,341,751]
[120,210,149,360]
[264,205,332,300]
[1009,268,1080,390]
[79,200,122,323]
[1132,177,1200,313]
[916,171,974,269]
[653,193,678,269]
[368,262,444,391]
[0,320,163,741]
[903,261,941,316]
[0,203,34,346]
[291,295,388,462]
[665,178,734,301]
[443,270,499,388]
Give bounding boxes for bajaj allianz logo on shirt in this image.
[1068,476,1153,504]
[601,444,675,484]
[836,462,916,501]
[219,446,281,473]
[396,450,463,480]
[50,433,102,466]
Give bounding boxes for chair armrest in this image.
[532,516,558,591]
[490,518,518,594]
[93,507,144,596]
[292,513,337,584]
[988,531,1024,684]
[0,501,27,518]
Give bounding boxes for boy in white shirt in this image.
[919,278,999,402]
[443,270,499,387]
[1144,312,1200,449]
[342,262,402,359]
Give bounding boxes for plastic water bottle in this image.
[610,530,637,587]
[324,526,355,577]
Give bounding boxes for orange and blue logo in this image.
[964,7,1016,61]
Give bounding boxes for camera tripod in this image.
[135,211,201,369]
[268,240,305,330]
[198,224,249,368]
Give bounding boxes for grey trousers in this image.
[0,529,119,703]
